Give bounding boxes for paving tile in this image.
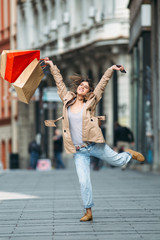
[10,237,52,240]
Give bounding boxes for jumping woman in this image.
[44,58,145,222]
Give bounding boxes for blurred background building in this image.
[0,0,17,169]
[128,0,160,171]
[0,0,159,172]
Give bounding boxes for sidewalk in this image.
[0,160,160,240]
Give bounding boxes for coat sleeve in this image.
[50,65,68,102]
[94,68,113,102]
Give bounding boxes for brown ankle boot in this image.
[126,149,145,162]
[80,213,93,222]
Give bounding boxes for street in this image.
[0,160,160,240]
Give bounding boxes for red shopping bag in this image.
[0,50,24,79]
[4,50,40,83]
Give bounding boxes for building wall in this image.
[0,0,11,51]
[128,0,160,171]
[17,101,36,169]
[0,0,17,169]
[151,0,160,171]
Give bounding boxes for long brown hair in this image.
[69,73,94,94]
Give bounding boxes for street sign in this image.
[42,87,61,102]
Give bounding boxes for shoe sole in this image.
[80,217,93,222]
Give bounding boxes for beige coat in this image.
[49,65,113,154]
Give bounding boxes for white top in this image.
[67,104,85,145]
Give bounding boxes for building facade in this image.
[0,0,17,169]
[17,0,131,167]
[150,0,160,171]
[128,0,160,171]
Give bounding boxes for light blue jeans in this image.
[73,143,132,209]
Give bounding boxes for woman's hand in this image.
[44,57,54,68]
[111,65,124,71]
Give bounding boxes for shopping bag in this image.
[13,58,44,104]
[36,159,52,171]
[4,50,40,83]
[0,50,23,79]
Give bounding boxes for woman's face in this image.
[77,81,90,96]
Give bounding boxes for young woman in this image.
[44,58,145,222]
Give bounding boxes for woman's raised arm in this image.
[94,65,125,102]
[44,58,68,101]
